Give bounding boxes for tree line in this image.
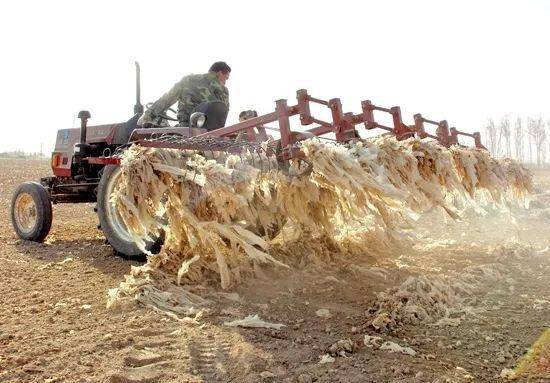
[0,150,47,159]
[484,116,548,165]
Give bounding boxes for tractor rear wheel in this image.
[11,182,52,242]
[97,165,161,257]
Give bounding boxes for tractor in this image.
[10,63,228,256]
[10,63,485,257]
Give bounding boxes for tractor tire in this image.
[97,165,161,257]
[11,181,52,242]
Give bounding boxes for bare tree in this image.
[485,119,498,156]
[528,117,547,166]
[529,133,533,163]
[514,117,524,162]
[498,116,511,158]
[528,118,535,164]
[542,121,547,165]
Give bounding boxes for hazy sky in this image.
[1,0,549,153]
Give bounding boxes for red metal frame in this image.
[86,157,121,165]
[89,88,486,165]
[197,88,486,156]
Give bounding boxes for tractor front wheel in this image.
[11,182,52,242]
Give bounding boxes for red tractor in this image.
[11,63,486,257]
[10,63,226,257]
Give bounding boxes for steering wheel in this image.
[145,103,179,122]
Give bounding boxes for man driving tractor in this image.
[138,61,231,128]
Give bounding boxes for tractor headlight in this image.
[190,112,206,129]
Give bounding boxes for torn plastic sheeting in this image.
[363,334,383,348]
[319,354,336,364]
[223,314,285,330]
[379,340,416,356]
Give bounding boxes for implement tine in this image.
[136,134,280,172]
[251,148,257,170]
[259,151,265,173]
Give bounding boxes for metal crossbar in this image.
[133,88,485,161]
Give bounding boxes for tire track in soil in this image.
[108,326,178,383]
[188,331,233,382]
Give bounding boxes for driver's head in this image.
[209,61,231,85]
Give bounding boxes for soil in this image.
[0,158,548,383]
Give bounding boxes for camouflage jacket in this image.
[142,72,229,125]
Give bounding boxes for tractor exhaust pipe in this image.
[77,110,91,144]
[134,61,144,115]
[74,110,91,161]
